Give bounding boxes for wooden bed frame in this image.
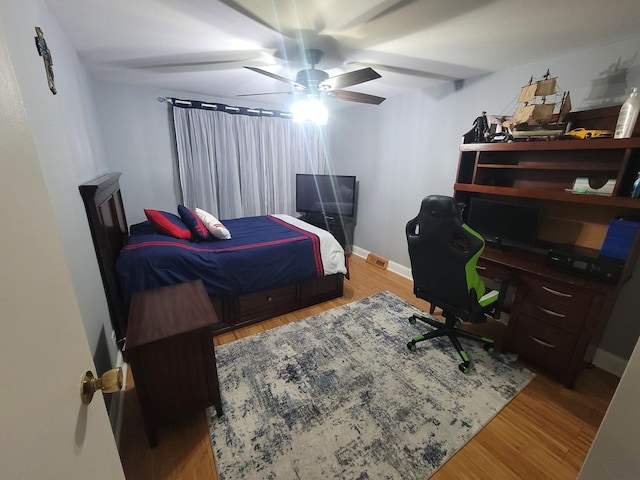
[79,172,344,342]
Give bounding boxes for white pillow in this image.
[195,208,231,240]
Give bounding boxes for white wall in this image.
[92,82,182,225]
[1,0,117,374]
[328,85,461,267]
[329,35,640,361]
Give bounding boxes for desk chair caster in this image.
[406,312,496,375]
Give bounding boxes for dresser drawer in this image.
[511,314,578,374]
[236,285,299,323]
[520,294,586,334]
[524,277,593,308]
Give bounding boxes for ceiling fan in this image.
[240,49,386,105]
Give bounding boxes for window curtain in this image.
[172,100,327,219]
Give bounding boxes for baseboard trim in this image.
[591,348,626,377]
[388,260,412,281]
[351,245,368,259]
[352,246,412,280]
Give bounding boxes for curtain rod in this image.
[157,96,291,118]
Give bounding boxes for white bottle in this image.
[614,87,639,138]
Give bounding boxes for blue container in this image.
[600,219,640,261]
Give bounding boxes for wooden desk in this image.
[478,247,616,388]
[452,131,640,387]
[126,280,223,447]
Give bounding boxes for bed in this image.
[79,173,346,341]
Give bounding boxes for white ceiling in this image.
[44,0,640,110]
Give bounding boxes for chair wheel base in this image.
[459,363,471,374]
[484,343,495,354]
[407,341,417,352]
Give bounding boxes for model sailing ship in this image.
[501,70,571,140]
[505,69,572,140]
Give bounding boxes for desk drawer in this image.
[511,314,578,374]
[524,277,592,308]
[520,294,586,334]
[476,259,509,282]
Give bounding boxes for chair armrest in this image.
[490,274,513,319]
[479,290,499,306]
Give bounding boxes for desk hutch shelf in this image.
[456,138,640,207]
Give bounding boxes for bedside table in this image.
[126,280,223,447]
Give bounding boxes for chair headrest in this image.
[419,195,460,219]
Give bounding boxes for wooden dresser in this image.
[125,280,223,447]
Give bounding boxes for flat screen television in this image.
[295,174,356,217]
[466,198,541,249]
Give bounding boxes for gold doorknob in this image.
[80,368,123,404]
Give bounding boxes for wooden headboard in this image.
[79,173,129,341]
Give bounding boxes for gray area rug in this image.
[207,291,534,479]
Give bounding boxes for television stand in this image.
[299,213,354,255]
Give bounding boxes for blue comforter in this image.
[116,215,323,303]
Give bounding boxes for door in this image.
[0,28,125,479]
[578,336,640,479]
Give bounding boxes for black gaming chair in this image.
[405,195,509,373]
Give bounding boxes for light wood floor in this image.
[117,254,619,479]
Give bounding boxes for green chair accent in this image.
[405,195,509,373]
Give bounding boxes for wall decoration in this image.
[34,26,56,95]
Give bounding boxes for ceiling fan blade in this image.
[320,67,381,90]
[115,50,274,72]
[326,90,386,105]
[237,92,293,97]
[347,61,461,82]
[244,66,304,88]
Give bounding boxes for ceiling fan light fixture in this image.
[292,96,328,125]
[242,49,385,108]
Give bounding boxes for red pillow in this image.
[178,205,211,241]
[144,209,192,240]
